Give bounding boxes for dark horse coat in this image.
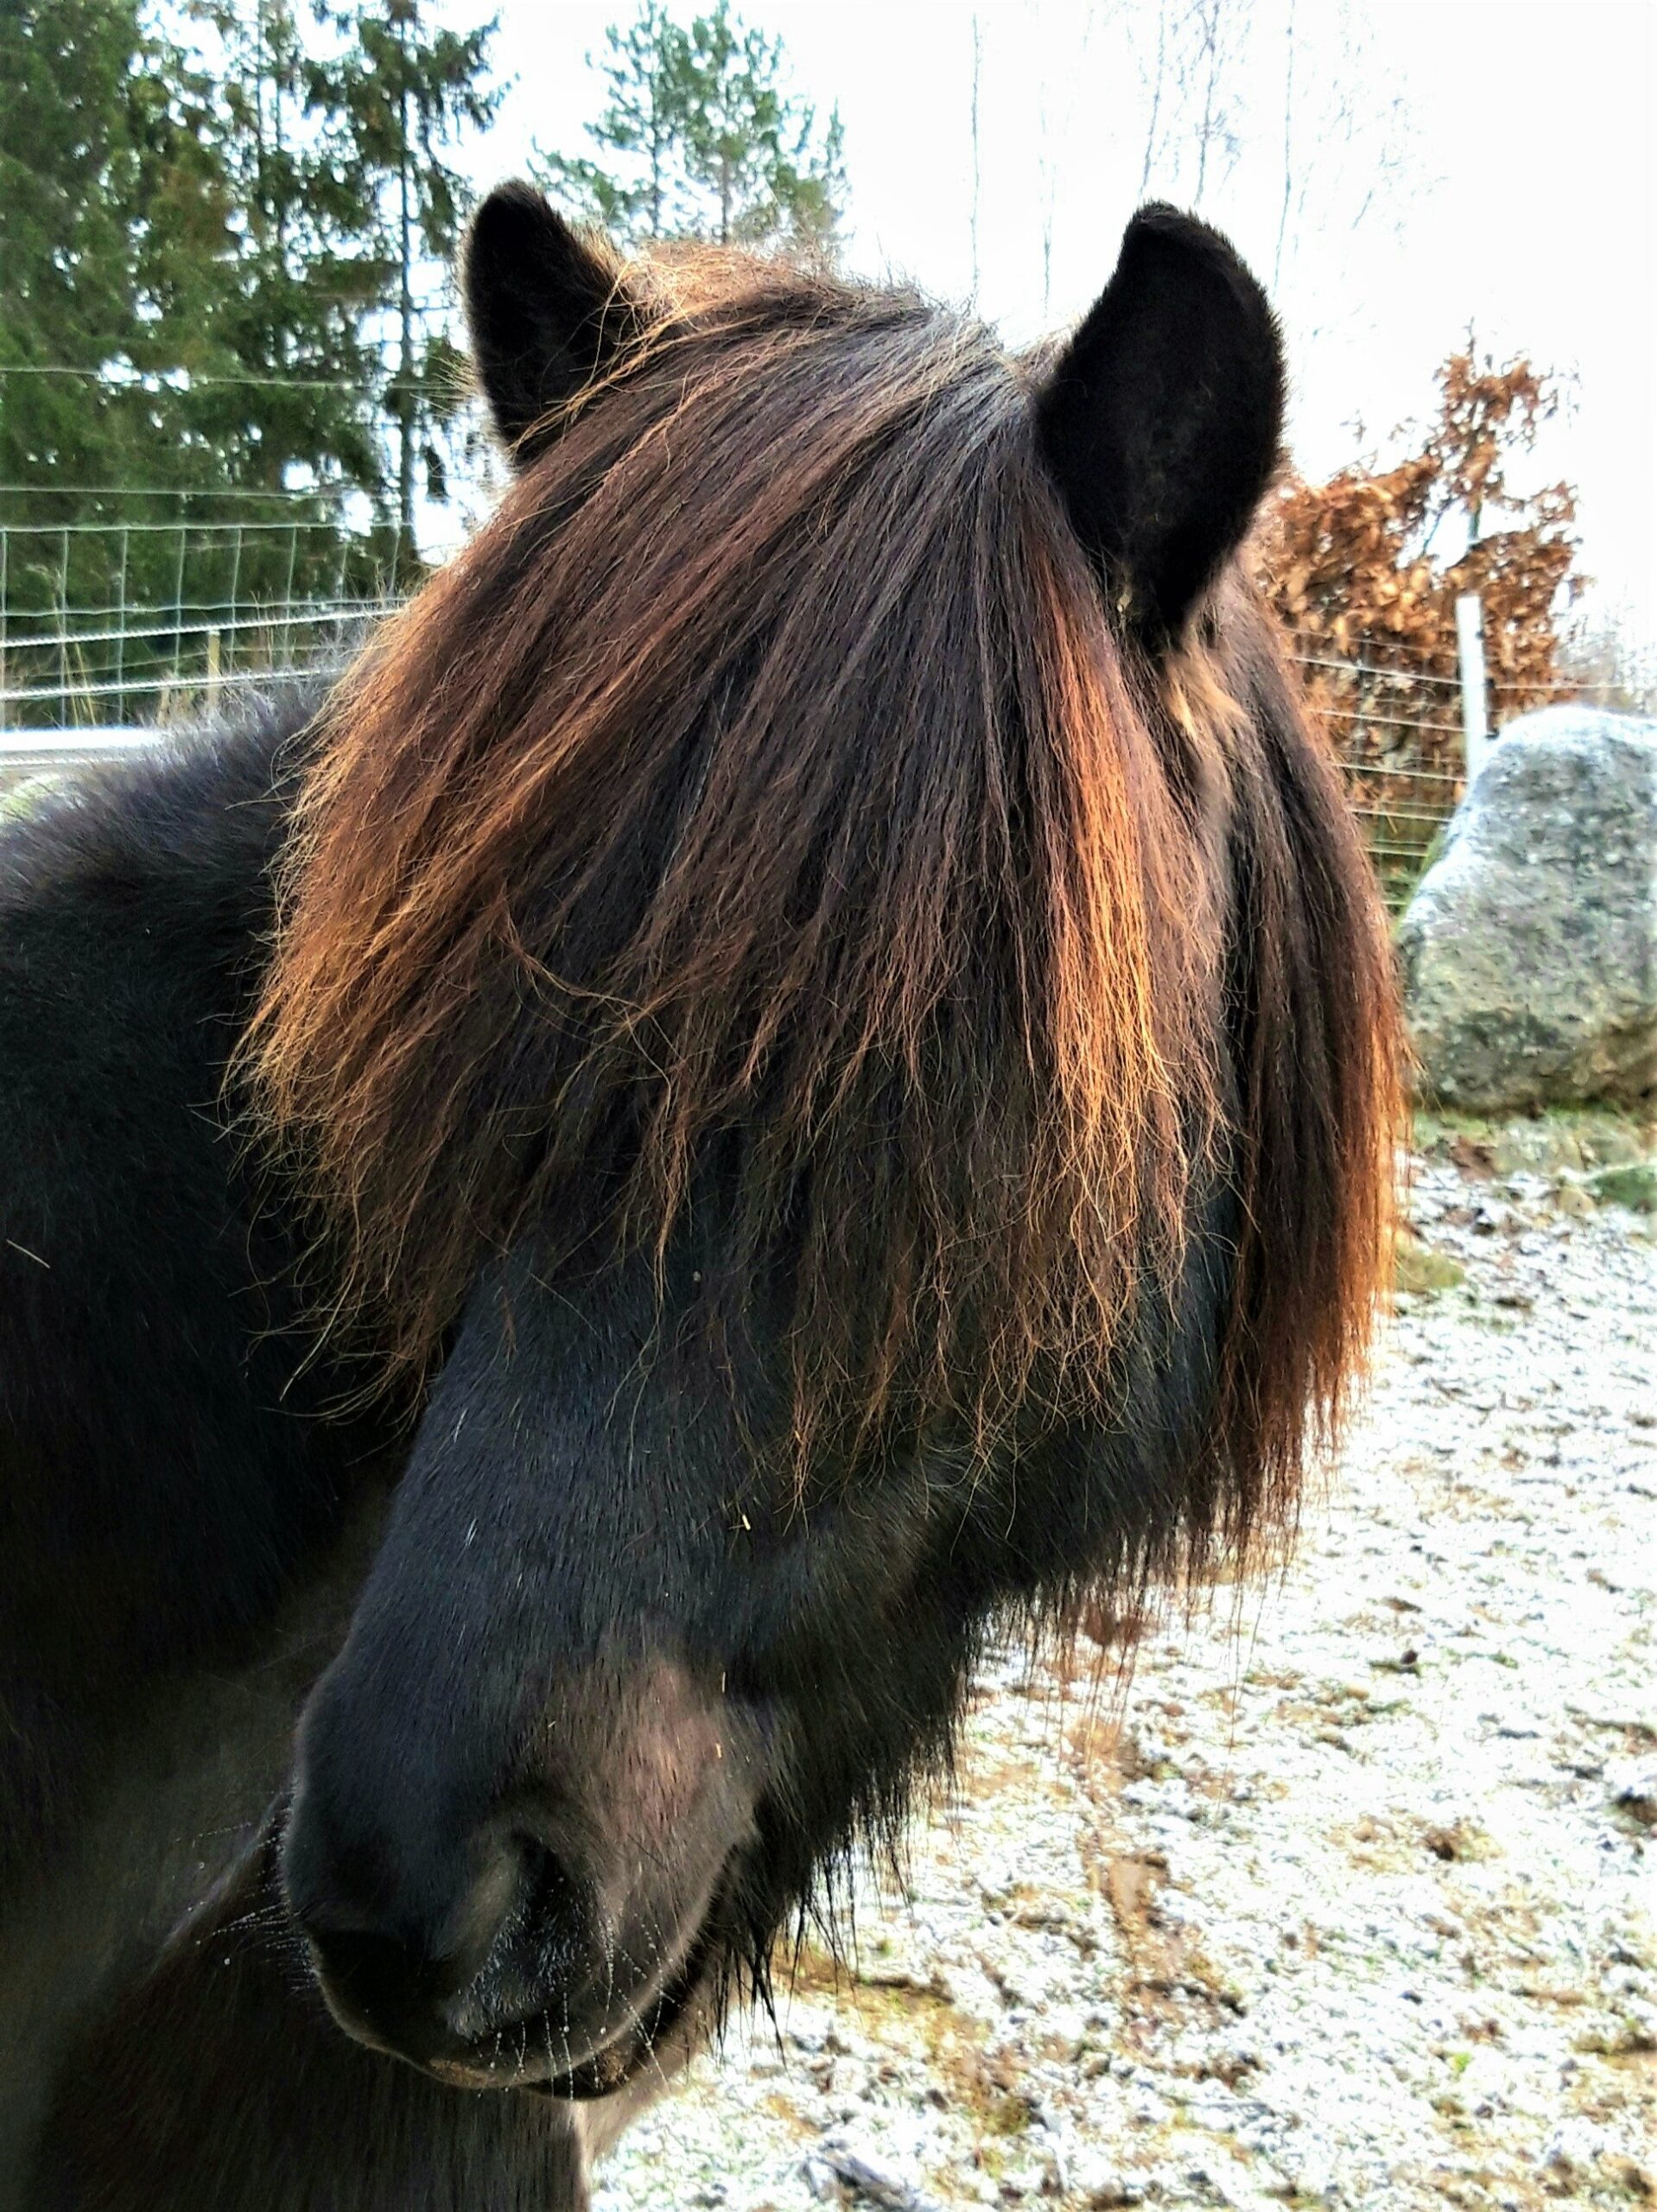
[0,704,594,2204]
[0,189,1398,2209]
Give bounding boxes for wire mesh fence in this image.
[0,518,1624,913]
[1286,643,1468,911]
[1286,637,1635,910]
[0,519,406,732]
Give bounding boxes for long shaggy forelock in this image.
[244,251,1395,1520]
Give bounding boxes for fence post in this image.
[115,524,129,724]
[59,528,70,727]
[280,524,299,671]
[1456,590,1489,788]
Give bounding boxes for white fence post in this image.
[1456,590,1489,788]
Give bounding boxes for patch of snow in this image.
[596,1151,1654,2211]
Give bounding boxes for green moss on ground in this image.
[1412,1107,1654,1177]
[1587,1161,1657,1213]
[1394,1237,1467,1295]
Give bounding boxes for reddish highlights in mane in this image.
[244,252,1398,1545]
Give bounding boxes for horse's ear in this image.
[463,181,646,467]
[1035,204,1285,643]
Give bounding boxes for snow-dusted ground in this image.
[597,1130,1654,2212]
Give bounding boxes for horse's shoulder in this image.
[0,685,321,1004]
[0,684,366,1792]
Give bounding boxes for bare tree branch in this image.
[1139,0,1168,197]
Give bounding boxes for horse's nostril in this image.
[289,1823,592,2051]
[289,1831,501,2026]
[303,1918,429,2023]
[514,1833,583,1942]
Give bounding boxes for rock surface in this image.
[595,1134,1654,2210]
[1398,708,1656,1110]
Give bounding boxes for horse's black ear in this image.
[1035,204,1285,643]
[463,181,644,466]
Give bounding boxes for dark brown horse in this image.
[1,185,1397,2208]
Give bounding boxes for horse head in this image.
[270,183,1397,2094]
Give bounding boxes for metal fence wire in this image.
[1287,626,1629,908]
[0,518,409,730]
[0,520,1628,911]
[1288,645,1470,909]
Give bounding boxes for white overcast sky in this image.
[446,1,1654,648]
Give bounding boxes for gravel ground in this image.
[596,1124,1654,2212]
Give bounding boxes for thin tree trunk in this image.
[1193,0,1221,208]
[968,13,981,297]
[1040,164,1053,321]
[1274,0,1296,286]
[1139,0,1166,196]
[1034,4,1051,317]
[271,5,285,282]
[397,77,416,575]
[254,0,266,215]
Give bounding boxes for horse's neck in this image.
[0,688,396,1878]
[23,1805,590,2212]
[0,1491,396,2203]
[0,697,418,2183]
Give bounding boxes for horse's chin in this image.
[530,1924,722,2101]
[406,1885,729,2101]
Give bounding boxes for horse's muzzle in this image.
[281,1650,762,2087]
[290,1833,727,2092]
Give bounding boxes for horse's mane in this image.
[244,250,1397,1543]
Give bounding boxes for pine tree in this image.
[194,0,387,511]
[681,3,845,254]
[535,1,846,263]
[0,0,260,691]
[0,0,503,712]
[0,0,166,505]
[539,3,697,241]
[321,0,502,580]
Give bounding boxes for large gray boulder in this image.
[1397,706,1656,1109]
